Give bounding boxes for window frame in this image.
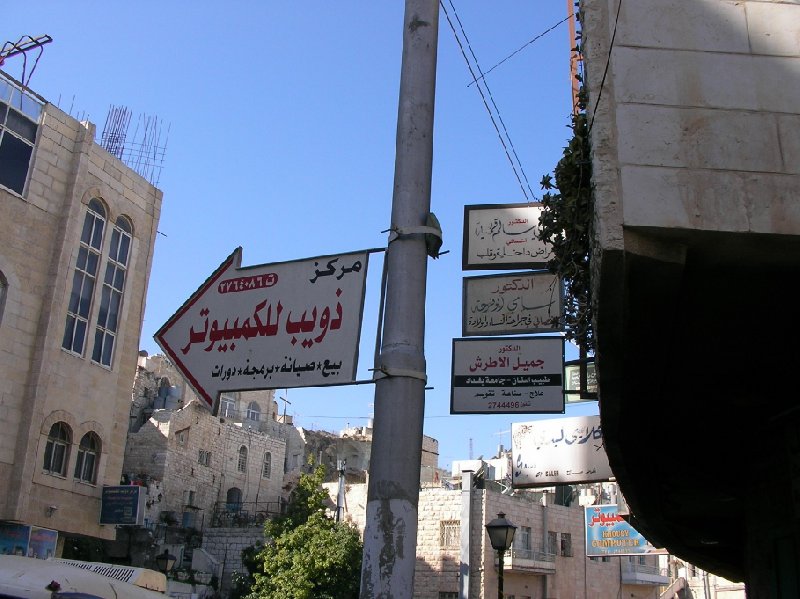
[91,216,131,367]
[0,75,43,196]
[439,520,460,549]
[62,199,106,357]
[560,532,573,557]
[43,422,71,477]
[246,401,261,422]
[237,446,248,473]
[73,432,100,484]
[262,451,272,479]
[219,395,236,419]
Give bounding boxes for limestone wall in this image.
[584,0,800,249]
[0,75,161,541]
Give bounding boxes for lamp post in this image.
[155,548,177,574]
[485,512,517,599]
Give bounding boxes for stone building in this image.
[124,354,288,536]
[297,422,443,486]
[581,0,800,591]
[0,69,161,549]
[329,474,670,599]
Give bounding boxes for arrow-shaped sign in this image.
[155,247,370,412]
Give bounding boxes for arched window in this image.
[226,487,242,512]
[246,401,261,422]
[237,446,248,472]
[92,216,132,367]
[74,432,101,484]
[43,422,71,476]
[262,452,272,479]
[63,199,106,356]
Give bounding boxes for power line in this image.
[589,0,623,133]
[441,0,537,202]
[467,15,572,87]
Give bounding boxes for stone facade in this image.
[331,480,667,599]
[124,355,288,530]
[0,70,161,542]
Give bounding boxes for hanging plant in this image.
[538,111,594,352]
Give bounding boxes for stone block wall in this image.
[584,0,800,246]
[0,73,161,541]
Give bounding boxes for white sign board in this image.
[155,248,369,412]
[450,336,564,414]
[463,203,553,270]
[463,271,562,336]
[511,415,613,488]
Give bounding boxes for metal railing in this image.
[210,500,284,528]
[508,545,556,563]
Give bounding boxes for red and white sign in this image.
[155,248,369,412]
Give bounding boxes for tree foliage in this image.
[538,112,594,352]
[242,463,363,599]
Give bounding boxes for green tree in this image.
[246,463,362,599]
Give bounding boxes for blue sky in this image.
[4,2,597,470]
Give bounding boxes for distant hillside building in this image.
[0,69,162,550]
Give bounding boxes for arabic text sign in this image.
[565,360,598,403]
[511,415,613,488]
[585,505,668,556]
[463,203,553,270]
[100,486,145,526]
[462,271,562,336]
[451,336,564,414]
[155,248,369,411]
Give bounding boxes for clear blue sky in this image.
[4,1,597,471]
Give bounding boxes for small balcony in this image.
[499,545,557,574]
[620,561,670,585]
[209,500,284,528]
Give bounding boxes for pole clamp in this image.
[370,365,428,383]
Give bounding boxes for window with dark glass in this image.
[0,271,7,327]
[0,75,42,195]
[62,199,106,355]
[237,446,248,472]
[43,422,71,476]
[92,216,131,367]
[560,532,573,557]
[74,432,100,483]
[246,401,261,422]
[262,452,272,478]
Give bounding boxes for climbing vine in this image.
[538,111,594,352]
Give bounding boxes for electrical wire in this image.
[468,14,573,88]
[588,0,623,132]
[441,0,538,201]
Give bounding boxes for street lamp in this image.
[485,512,517,599]
[155,548,177,574]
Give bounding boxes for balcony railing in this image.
[620,561,671,585]
[499,545,557,574]
[210,500,284,528]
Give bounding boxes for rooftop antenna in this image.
[0,34,52,89]
[279,392,291,423]
[469,438,473,460]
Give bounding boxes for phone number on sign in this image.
[487,401,526,409]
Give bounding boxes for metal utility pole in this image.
[359,1,439,597]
